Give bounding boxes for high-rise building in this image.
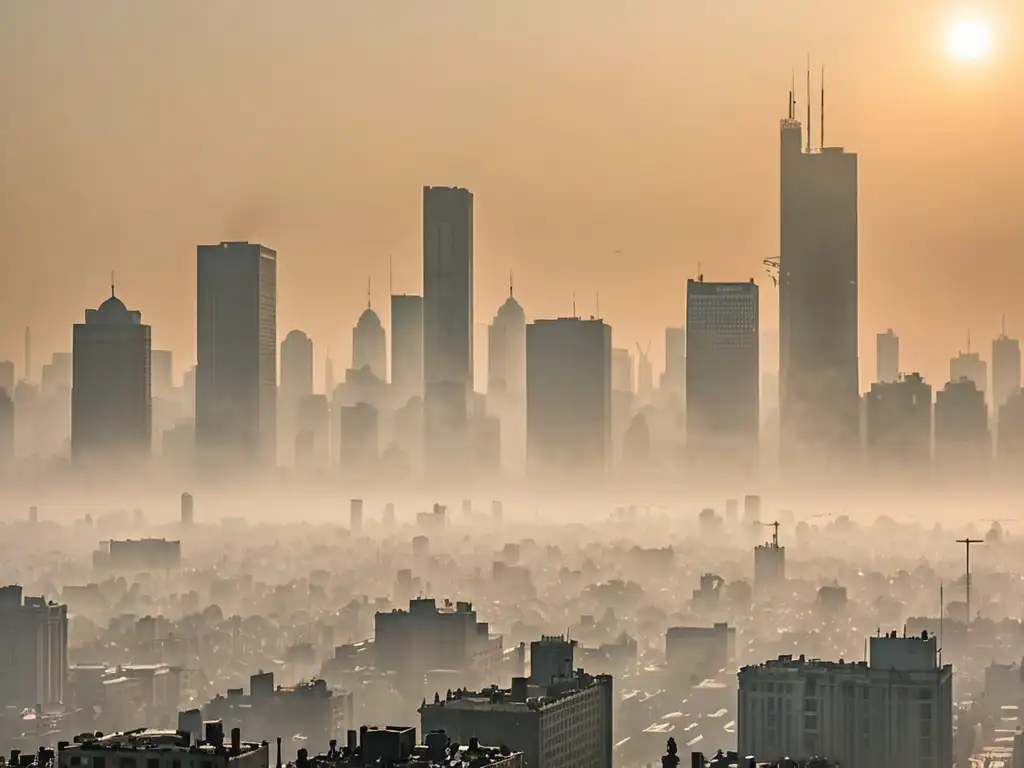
[296,393,330,470]
[352,303,387,382]
[738,632,952,768]
[0,585,68,710]
[662,326,685,397]
[391,294,424,403]
[151,350,174,400]
[280,330,313,465]
[0,360,13,396]
[865,373,932,478]
[636,347,654,405]
[423,186,474,475]
[949,349,986,397]
[997,390,1024,469]
[611,348,633,394]
[778,96,859,468]
[71,290,151,464]
[526,318,612,478]
[992,330,1021,417]
[196,241,277,469]
[876,329,899,384]
[685,279,759,473]
[488,288,526,396]
[339,401,379,472]
[935,377,989,479]
[0,388,12,469]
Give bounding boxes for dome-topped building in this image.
[352,286,387,382]
[488,277,526,396]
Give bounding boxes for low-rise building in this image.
[57,723,268,768]
[293,727,523,768]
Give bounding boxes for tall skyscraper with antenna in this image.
[779,65,860,471]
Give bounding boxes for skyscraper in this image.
[0,388,12,469]
[423,186,474,474]
[935,377,989,480]
[611,348,633,394]
[949,349,987,402]
[352,303,387,382]
[876,329,899,384]
[70,290,151,464]
[992,329,1020,417]
[662,326,685,397]
[526,317,612,478]
[685,278,760,474]
[778,89,859,469]
[196,241,277,469]
[0,360,16,396]
[865,373,932,480]
[488,288,527,473]
[391,294,424,403]
[151,350,174,400]
[280,330,313,464]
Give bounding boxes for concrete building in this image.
[992,331,1021,417]
[0,359,13,395]
[391,294,424,404]
[57,724,269,768]
[352,304,387,383]
[196,241,277,470]
[487,289,526,473]
[526,318,612,478]
[737,631,952,768]
[753,530,785,599]
[152,349,174,400]
[339,402,379,472]
[876,329,899,384]
[99,538,182,574]
[420,671,613,768]
[778,101,859,471]
[611,348,633,395]
[71,290,152,464]
[0,585,67,710]
[665,624,736,683]
[662,326,686,398]
[280,330,314,464]
[685,279,759,474]
[934,377,989,478]
[530,635,577,686]
[949,350,986,397]
[0,387,12,469]
[295,727,524,768]
[423,186,474,475]
[864,373,932,478]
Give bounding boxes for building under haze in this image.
[685,278,759,475]
[151,350,174,400]
[488,287,527,473]
[949,349,986,397]
[0,585,67,711]
[997,389,1024,470]
[0,388,12,469]
[876,329,899,384]
[280,329,314,465]
[423,186,474,476]
[339,401,379,473]
[71,290,152,464]
[992,330,1020,417]
[0,360,14,396]
[934,377,989,480]
[778,99,859,471]
[391,294,424,404]
[865,373,932,479]
[662,326,686,398]
[196,241,277,470]
[526,317,612,478]
[352,301,387,382]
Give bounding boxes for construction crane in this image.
[763,256,780,287]
[635,341,651,360]
[758,520,781,548]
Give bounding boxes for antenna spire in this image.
[389,254,393,295]
[789,70,795,120]
[509,270,514,299]
[806,54,812,153]
[572,291,577,319]
[110,270,116,298]
[820,65,825,150]
[367,275,372,309]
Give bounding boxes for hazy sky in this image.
[1,0,1021,391]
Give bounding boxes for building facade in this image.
[391,294,424,404]
[280,329,314,465]
[352,305,387,382]
[864,373,932,480]
[992,332,1021,418]
[0,585,67,710]
[876,329,899,384]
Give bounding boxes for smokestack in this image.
[230,728,241,755]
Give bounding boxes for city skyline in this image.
[1,1,1022,393]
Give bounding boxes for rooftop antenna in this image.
[789,70,795,120]
[572,291,577,319]
[367,275,372,309]
[820,65,825,150]
[967,328,972,354]
[956,537,984,636]
[110,270,116,298]
[806,54,812,153]
[595,291,600,319]
[389,254,393,295]
[509,270,514,299]
[939,581,944,668]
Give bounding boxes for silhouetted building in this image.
[876,328,899,384]
[0,585,68,710]
[685,278,759,475]
[297,394,331,469]
[530,635,576,686]
[101,538,182,573]
[662,326,686,397]
[196,241,277,469]
[488,288,526,473]
[71,290,152,464]
[997,389,1024,468]
[949,349,986,397]
[935,377,989,478]
[339,402,379,471]
[753,529,785,598]
[353,303,387,383]
[665,623,735,684]
[0,388,12,468]
[778,103,859,469]
[152,349,174,399]
[392,294,424,403]
[423,186,474,476]
[611,348,633,394]
[992,331,1021,417]
[526,318,612,478]
[738,632,952,768]
[865,373,932,478]
[58,726,269,768]
[0,360,13,395]
[280,329,314,464]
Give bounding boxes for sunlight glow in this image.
[947,18,992,60]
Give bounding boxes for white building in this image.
[738,631,952,768]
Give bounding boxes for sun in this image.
[947,18,992,60]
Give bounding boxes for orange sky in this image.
[0,0,1022,391]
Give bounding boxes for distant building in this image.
[992,331,1021,417]
[353,304,387,383]
[685,279,759,474]
[196,241,277,469]
[865,373,932,478]
[0,360,13,395]
[100,539,182,574]
[0,585,67,710]
[661,326,685,398]
[753,531,785,599]
[420,671,613,768]
[0,387,12,468]
[526,318,612,478]
[611,348,633,394]
[487,290,526,473]
[57,724,269,768]
[876,329,899,384]
[738,632,952,768]
[391,294,424,403]
[949,350,987,396]
[665,623,735,683]
[152,349,174,399]
[296,394,331,469]
[423,186,474,476]
[71,290,152,464]
[530,635,577,686]
[339,402,379,471]
[997,389,1024,468]
[935,377,989,478]
[280,330,314,464]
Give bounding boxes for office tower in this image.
[865,373,932,479]
[636,345,654,404]
[998,390,1024,469]
[0,360,15,396]
[296,394,330,469]
[352,302,387,382]
[391,294,424,402]
[662,326,685,397]
[280,330,313,464]
[738,632,952,768]
[753,529,785,598]
[526,318,612,477]
[350,498,363,532]
[488,288,526,473]
[530,635,577,686]
[665,623,735,681]
[611,348,633,394]
[423,186,474,474]
[71,290,152,464]
[950,349,986,396]
[152,350,174,399]
[685,278,760,474]
[196,241,277,469]
[339,402,379,471]
[778,90,859,468]
[992,329,1021,416]
[0,388,11,468]
[42,352,72,397]
[876,328,899,383]
[935,377,989,479]
[180,493,194,526]
[0,585,68,710]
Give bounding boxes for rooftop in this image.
[421,671,611,714]
[60,727,265,758]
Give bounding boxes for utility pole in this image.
[956,537,983,633]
